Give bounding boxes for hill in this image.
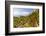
[13,9,39,28]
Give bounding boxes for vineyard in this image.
[13,9,39,28]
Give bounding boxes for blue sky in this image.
[13,8,34,17]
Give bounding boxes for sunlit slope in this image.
[13,9,39,28]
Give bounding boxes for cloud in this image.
[13,11,33,17]
[13,8,33,17]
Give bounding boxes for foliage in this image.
[13,9,39,28]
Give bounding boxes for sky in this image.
[13,8,34,17]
